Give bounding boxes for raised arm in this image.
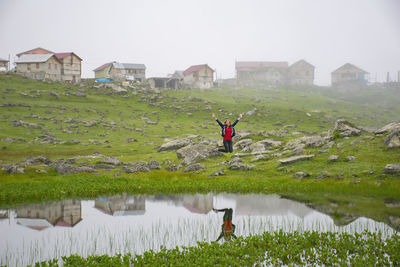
[212,113,224,127]
[232,114,242,127]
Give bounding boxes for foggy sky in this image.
[1,0,399,85]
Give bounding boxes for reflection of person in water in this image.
[213,208,238,241]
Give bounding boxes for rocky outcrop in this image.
[98,156,122,166]
[177,144,220,166]
[146,160,161,170]
[383,164,400,174]
[328,155,339,162]
[331,119,362,138]
[209,168,225,177]
[293,172,309,179]
[375,122,400,135]
[384,130,400,148]
[183,163,205,172]
[22,156,52,166]
[55,164,96,174]
[158,138,193,152]
[278,155,314,164]
[227,157,254,170]
[121,164,150,173]
[1,164,24,174]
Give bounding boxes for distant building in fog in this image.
[331,63,369,86]
[235,60,315,86]
[288,60,314,85]
[0,58,9,71]
[183,64,214,88]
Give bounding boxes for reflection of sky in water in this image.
[0,193,396,267]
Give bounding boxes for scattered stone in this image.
[383,164,400,174]
[291,146,304,155]
[22,156,52,166]
[1,164,24,174]
[98,156,122,166]
[250,155,270,162]
[66,139,81,144]
[227,157,254,170]
[177,144,220,166]
[124,138,137,143]
[158,138,193,152]
[293,172,310,179]
[64,118,78,123]
[166,164,179,171]
[121,164,150,173]
[55,164,95,174]
[375,122,400,134]
[146,160,161,170]
[208,168,225,177]
[12,120,42,129]
[346,156,356,161]
[317,171,331,179]
[233,138,253,151]
[331,119,361,138]
[183,163,205,172]
[328,155,339,162]
[72,92,86,97]
[48,91,59,98]
[259,139,282,148]
[384,130,400,148]
[1,137,26,143]
[92,164,116,169]
[278,155,314,164]
[36,169,48,174]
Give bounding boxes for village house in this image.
[148,77,181,90]
[93,62,146,82]
[288,60,314,85]
[0,58,9,71]
[331,63,369,86]
[16,47,82,82]
[15,54,62,81]
[235,61,289,85]
[183,64,214,89]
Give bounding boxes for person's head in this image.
[224,120,231,126]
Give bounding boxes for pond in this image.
[0,193,396,266]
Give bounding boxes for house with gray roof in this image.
[94,61,146,82]
[15,54,62,81]
[0,58,9,72]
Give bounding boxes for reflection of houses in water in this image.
[94,195,145,216]
[0,209,8,219]
[16,199,82,231]
[182,193,213,214]
[222,194,313,218]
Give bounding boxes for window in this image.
[36,63,39,69]
[49,63,51,69]
[27,63,31,70]
[55,64,57,70]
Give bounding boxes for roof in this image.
[289,59,314,68]
[112,62,146,70]
[17,47,54,57]
[55,52,82,61]
[93,62,114,72]
[236,61,288,71]
[332,63,369,74]
[15,54,60,64]
[183,64,214,75]
[0,58,9,62]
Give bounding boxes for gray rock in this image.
[124,138,137,143]
[291,146,304,155]
[346,156,356,161]
[158,138,193,152]
[245,108,257,116]
[64,118,78,123]
[72,92,86,97]
[375,122,400,134]
[183,163,205,172]
[12,120,42,129]
[121,164,150,173]
[2,137,26,143]
[317,171,331,179]
[384,130,400,148]
[146,160,161,170]
[22,156,52,166]
[166,164,179,171]
[227,157,254,170]
[1,164,24,174]
[278,155,314,164]
[249,142,266,153]
[99,156,122,166]
[66,139,81,144]
[208,168,225,177]
[328,155,339,162]
[92,164,116,169]
[259,139,282,148]
[177,144,220,166]
[331,119,361,137]
[383,164,400,174]
[250,155,270,162]
[48,91,59,98]
[293,172,310,179]
[55,164,95,174]
[233,138,253,151]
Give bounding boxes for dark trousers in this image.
[215,208,233,221]
[219,140,233,153]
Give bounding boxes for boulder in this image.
[383,164,400,174]
[259,139,282,148]
[233,138,253,151]
[285,136,324,149]
[1,164,24,174]
[227,157,254,170]
[328,155,339,162]
[183,163,205,172]
[55,164,95,174]
[158,138,193,152]
[208,168,225,177]
[121,164,150,173]
[92,164,116,169]
[177,144,220,166]
[233,131,253,140]
[346,156,356,161]
[22,156,52,166]
[98,156,122,166]
[124,138,137,143]
[146,160,161,170]
[166,164,179,172]
[278,155,314,165]
[250,155,270,162]
[293,172,310,179]
[375,122,400,134]
[331,119,361,137]
[317,171,331,179]
[249,142,266,153]
[384,130,400,148]
[12,120,42,129]
[2,137,26,143]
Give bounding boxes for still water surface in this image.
[0,193,395,266]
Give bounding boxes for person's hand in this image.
[212,113,216,120]
[238,114,243,120]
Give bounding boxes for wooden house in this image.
[331,63,369,86]
[0,58,9,72]
[93,62,146,82]
[15,54,62,81]
[183,64,214,88]
[288,60,315,85]
[235,61,289,85]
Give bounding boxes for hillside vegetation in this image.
[0,73,399,228]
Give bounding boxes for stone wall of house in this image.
[16,57,62,81]
[61,54,82,83]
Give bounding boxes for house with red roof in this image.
[16,47,82,82]
[183,64,214,88]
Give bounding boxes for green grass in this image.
[34,231,400,266]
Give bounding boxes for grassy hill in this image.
[0,73,399,227]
